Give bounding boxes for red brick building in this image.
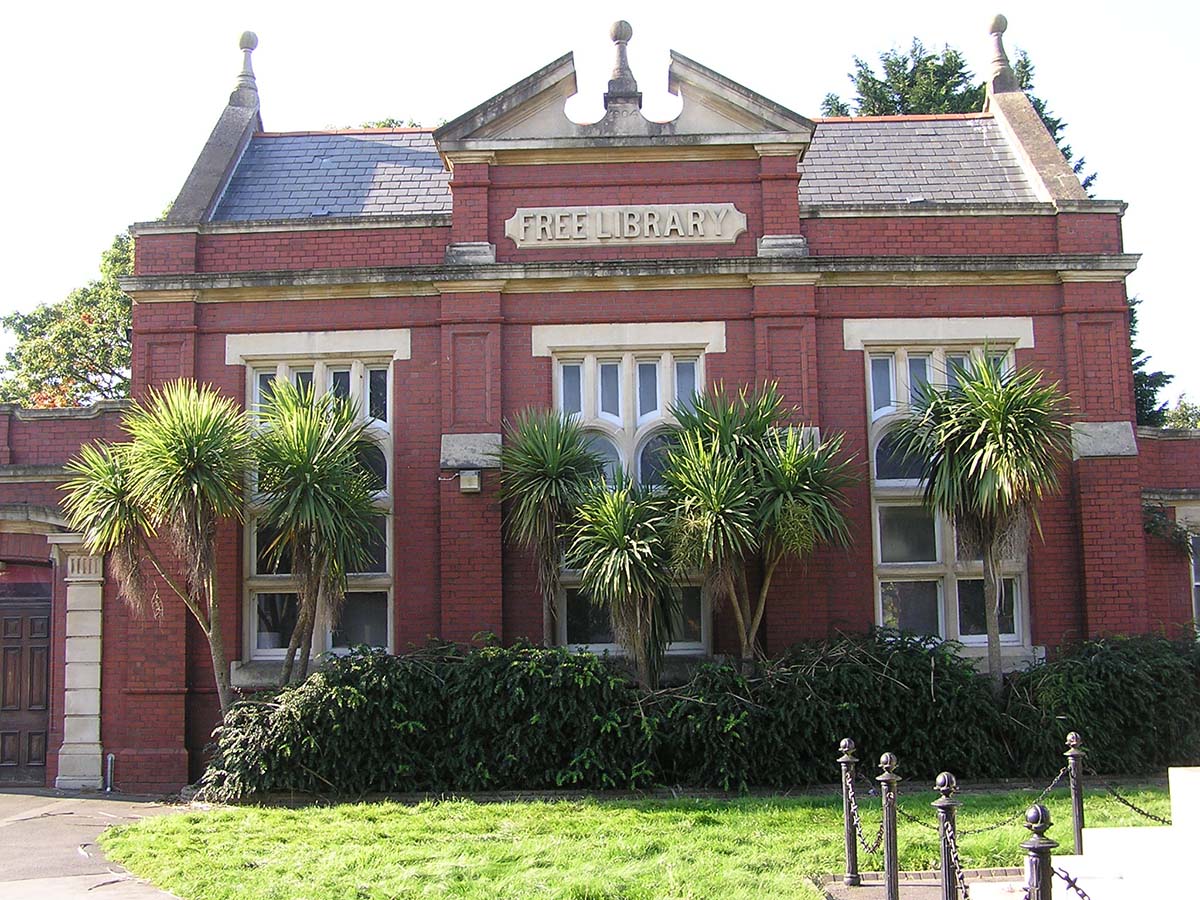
[1,20,1197,792]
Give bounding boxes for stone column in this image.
[46,534,104,790]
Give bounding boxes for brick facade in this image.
[3,26,1197,792]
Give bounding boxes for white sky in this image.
[3,0,1196,403]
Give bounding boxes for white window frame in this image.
[554,349,706,485]
[557,577,712,656]
[866,344,1029,647]
[243,356,394,660]
[551,339,712,655]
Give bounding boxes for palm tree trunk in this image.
[205,580,235,713]
[542,592,555,647]
[298,598,317,681]
[281,596,306,684]
[982,532,1004,697]
[721,568,753,675]
[747,553,781,662]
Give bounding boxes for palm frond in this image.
[123,379,252,597]
[496,408,604,608]
[62,442,153,615]
[565,473,675,685]
[757,428,857,559]
[254,380,382,617]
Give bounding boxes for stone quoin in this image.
[0,17,1197,793]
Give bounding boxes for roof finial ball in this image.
[987,13,1017,94]
[232,30,259,102]
[604,19,641,109]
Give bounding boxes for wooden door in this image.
[0,566,52,785]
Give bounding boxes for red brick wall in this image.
[136,226,449,276]
[802,216,1057,256]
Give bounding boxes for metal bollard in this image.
[1021,803,1059,900]
[1064,731,1085,855]
[932,772,961,900]
[877,752,901,900]
[838,738,861,886]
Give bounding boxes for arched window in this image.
[874,430,924,482]
[584,432,621,485]
[637,431,673,488]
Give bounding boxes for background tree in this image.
[497,409,603,645]
[1129,296,1174,426]
[821,40,1096,192]
[892,360,1072,694]
[0,234,132,407]
[564,474,676,687]
[255,381,383,682]
[665,384,856,670]
[1164,396,1200,430]
[821,39,984,117]
[63,381,252,713]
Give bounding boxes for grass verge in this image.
[101,786,1169,900]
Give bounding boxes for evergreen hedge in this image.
[199,631,1200,801]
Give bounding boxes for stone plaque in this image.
[504,203,747,249]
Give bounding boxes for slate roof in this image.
[799,116,1037,204]
[212,131,451,221]
[208,117,1038,222]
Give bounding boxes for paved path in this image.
[0,789,180,899]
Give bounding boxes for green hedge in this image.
[200,632,1200,801]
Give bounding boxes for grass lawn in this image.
[101,786,1169,900]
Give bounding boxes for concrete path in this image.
[0,789,180,899]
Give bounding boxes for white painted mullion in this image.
[350,361,366,421]
[661,352,674,420]
[583,355,598,421]
[313,361,328,398]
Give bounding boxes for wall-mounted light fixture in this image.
[459,469,482,493]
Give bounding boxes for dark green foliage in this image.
[201,633,1200,801]
[1005,634,1200,777]
[0,233,132,407]
[821,40,985,117]
[1129,296,1174,426]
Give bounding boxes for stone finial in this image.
[604,20,642,110]
[987,14,1018,94]
[230,30,259,106]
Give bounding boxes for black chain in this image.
[1053,866,1093,900]
[943,816,971,900]
[845,768,886,854]
[884,767,1069,836]
[958,766,1069,836]
[1086,768,1172,825]
[895,802,938,831]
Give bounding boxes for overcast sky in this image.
[4,0,1195,403]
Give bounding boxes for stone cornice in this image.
[0,400,130,420]
[0,466,69,484]
[799,200,1127,218]
[1137,426,1200,441]
[121,253,1140,302]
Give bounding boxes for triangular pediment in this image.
[434,43,813,157]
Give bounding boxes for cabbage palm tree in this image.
[497,409,604,645]
[565,472,676,687]
[254,380,381,683]
[63,380,253,713]
[890,358,1071,694]
[666,383,857,669]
